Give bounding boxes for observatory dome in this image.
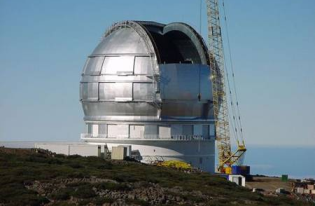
[80,21,215,172]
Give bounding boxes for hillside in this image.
[0,148,312,206]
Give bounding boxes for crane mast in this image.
[206,0,246,173]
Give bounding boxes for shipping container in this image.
[281,174,288,182]
[232,165,250,175]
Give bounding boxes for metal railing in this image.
[81,133,214,141]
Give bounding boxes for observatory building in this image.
[80,21,215,172]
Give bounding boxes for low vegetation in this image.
[0,147,313,206]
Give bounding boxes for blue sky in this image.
[0,0,314,147]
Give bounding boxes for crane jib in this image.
[205,0,247,173]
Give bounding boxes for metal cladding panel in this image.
[84,57,105,75]
[160,64,212,101]
[81,75,153,82]
[130,125,145,139]
[107,125,117,138]
[98,124,107,135]
[202,125,210,139]
[194,125,203,135]
[160,102,209,118]
[92,125,98,137]
[159,64,213,119]
[160,64,199,100]
[81,83,98,101]
[210,124,215,136]
[87,124,92,134]
[133,83,153,101]
[182,125,193,135]
[107,125,129,138]
[171,125,183,136]
[114,83,132,100]
[82,102,157,118]
[144,125,158,138]
[116,125,129,138]
[99,83,113,100]
[200,68,212,100]
[99,83,132,101]
[93,28,148,55]
[134,57,153,75]
[101,56,134,75]
[159,126,171,139]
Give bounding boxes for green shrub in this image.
[65,172,88,179]
[68,162,83,169]
[68,154,82,159]
[27,154,49,163]
[181,194,204,203]
[47,158,63,165]
[55,154,67,158]
[1,148,312,206]
[94,163,112,170]
[86,156,103,162]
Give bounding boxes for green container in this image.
[281,174,288,182]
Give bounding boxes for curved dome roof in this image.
[80,21,213,122]
[92,21,210,65]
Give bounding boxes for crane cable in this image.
[199,0,202,34]
[221,0,243,145]
[221,0,245,145]
[220,36,240,146]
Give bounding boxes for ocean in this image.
[243,145,315,179]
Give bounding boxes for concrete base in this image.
[35,139,215,173]
[85,139,215,173]
[35,142,99,157]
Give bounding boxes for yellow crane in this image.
[205,0,247,174]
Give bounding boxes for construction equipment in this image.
[156,160,192,170]
[205,0,247,173]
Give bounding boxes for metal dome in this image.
[81,21,213,121]
[80,21,215,172]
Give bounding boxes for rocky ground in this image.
[24,177,214,205]
[0,147,313,206]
